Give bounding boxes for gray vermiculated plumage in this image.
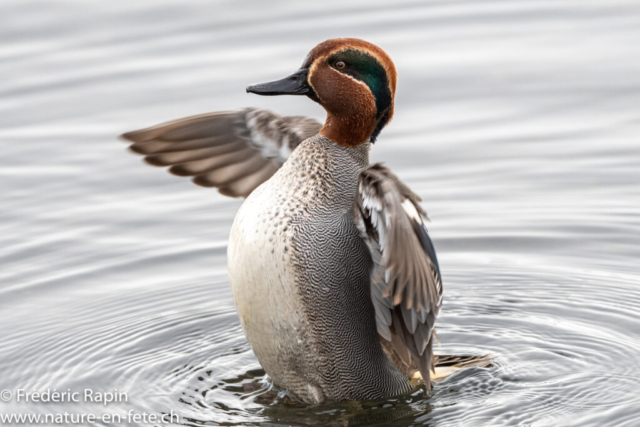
[228,136,412,403]
[122,108,445,401]
[120,108,322,197]
[353,164,443,389]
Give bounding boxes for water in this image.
[1,1,640,426]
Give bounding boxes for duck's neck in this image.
[282,135,370,209]
[319,112,375,148]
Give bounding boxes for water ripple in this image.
[1,0,640,426]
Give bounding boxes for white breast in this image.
[227,178,316,393]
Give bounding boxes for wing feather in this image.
[354,163,443,392]
[121,108,322,197]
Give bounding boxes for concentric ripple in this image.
[2,0,640,426]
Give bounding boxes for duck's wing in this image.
[353,164,443,390]
[120,108,322,198]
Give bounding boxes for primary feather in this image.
[121,108,321,197]
[354,164,443,388]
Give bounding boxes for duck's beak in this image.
[246,68,310,96]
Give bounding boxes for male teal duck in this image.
[122,38,488,403]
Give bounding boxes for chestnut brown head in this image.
[247,38,397,147]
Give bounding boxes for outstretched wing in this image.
[353,164,443,390]
[120,108,322,197]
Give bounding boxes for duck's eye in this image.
[335,61,346,70]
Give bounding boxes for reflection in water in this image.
[1,0,640,426]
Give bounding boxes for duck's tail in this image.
[412,354,495,382]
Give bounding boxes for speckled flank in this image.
[228,135,410,403]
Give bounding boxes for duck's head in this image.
[247,38,397,147]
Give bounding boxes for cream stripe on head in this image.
[302,38,398,146]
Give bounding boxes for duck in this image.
[121,38,488,404]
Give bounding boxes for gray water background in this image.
[1,1,640,426]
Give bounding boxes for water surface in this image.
[1,1,640,426]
